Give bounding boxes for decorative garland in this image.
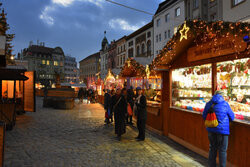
[120,57,146,77]
[151,20,250,69]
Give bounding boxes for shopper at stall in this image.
[202,91,235,167]
[113,88,127,141]
[135,87,147,141]
[126,86,134,125]
[145,84,155,100]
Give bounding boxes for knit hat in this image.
[215,90,225,96]
[136,87,142,90]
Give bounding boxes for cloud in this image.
[39,6,55,25]
[52,0,74,7]
[109,18,145,31]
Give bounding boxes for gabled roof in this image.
[79,52,100,63]
[126,21,153,40]
[27,45,54,54]
[154,0,178,16]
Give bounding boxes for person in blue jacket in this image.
[203,91,235,167]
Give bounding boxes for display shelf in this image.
[173,87,211,90]
[175,97,211,100]
[231,85,250,88]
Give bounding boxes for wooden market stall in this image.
[0,66,36,130]
[120,58,164,134]
[153,20,250,166]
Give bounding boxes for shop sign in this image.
[187,36,247,62]
[0,36,6,55]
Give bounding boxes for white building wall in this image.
[153,0,185,58]
[222,0,250,22]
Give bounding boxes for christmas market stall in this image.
[0,65,36,130]
[120,58,164,133]
[153,20,250,166]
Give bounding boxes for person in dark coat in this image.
[126,86,134,125]
[135,87,147,141]
[202,91,234,167]
[109,89,116,123]
[78,88,84,103]
[113,88,127,141]
[104,89,111,124]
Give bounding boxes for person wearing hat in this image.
[135,87,147,141]
[202,90,235,167]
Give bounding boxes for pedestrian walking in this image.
[104,89,111,124]
[135,87,147,141]
[126,86,134,125]
[202,91,235,167]
[113,88,127,141]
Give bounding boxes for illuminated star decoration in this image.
[179,21,190,41]
[127,59,131,67]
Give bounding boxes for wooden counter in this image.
[168,107,250,167]
[146,104,163,134]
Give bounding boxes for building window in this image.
[210,13,216,21]
[54,61,58,66]
[128,48,133,57]
[174,27,178,34]
[42,60,46,64]
[193,0,199,9]
[165,13,170,23]
[175,7,181,17]
[129,41,133,47]
[147,31,151,38]
[164,31,167,39]
[156,19,161,27]
[147,40,151,53]
[137,45,140,56]
[156,35,158,43]
[159,34,161,42]
[141,43,145,54]
[168,30,171,38]
[47,60,50,65]
[232,0,245,6]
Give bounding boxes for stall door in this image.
[24,71,36,112]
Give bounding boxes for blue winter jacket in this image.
[202,94,235,135]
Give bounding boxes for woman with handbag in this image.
[113,88,127,141]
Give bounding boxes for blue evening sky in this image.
[3,0,164,64]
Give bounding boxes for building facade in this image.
[154,0,185,58]
[116,36,126,68]
[64,55,79,83]
[20,42,65,85]
[222,0,250,22]
[126,22,153,65]
[79,52,100,84]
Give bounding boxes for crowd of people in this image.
[78,88,98,104]
[104,86,147,141]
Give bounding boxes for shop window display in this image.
[172,64,212,112]
[217,58,250,121]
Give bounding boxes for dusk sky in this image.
[3,0,164,64]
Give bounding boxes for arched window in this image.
[136,45,140,56]
[147,40,151,52]
[141,43,145,54]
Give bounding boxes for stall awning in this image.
[0,71,29,80]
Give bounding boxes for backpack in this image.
[205,104,218,128]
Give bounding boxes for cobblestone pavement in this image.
[4,97,208,167]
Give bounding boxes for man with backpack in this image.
[202,91,235,167]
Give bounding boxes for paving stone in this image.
[4,97,207,167]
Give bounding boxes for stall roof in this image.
[120,58,146,77]
[152,21,250,70]
[61,83,87,88]
[0,71,29,80]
